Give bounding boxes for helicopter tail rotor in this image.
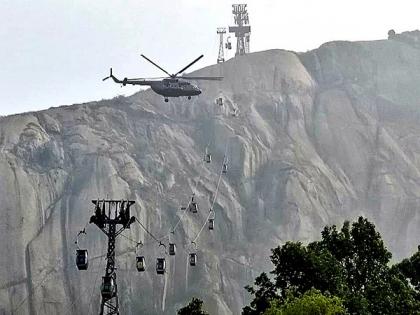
[102,68,114,81]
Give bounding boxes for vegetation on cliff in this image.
[243,217,420,315]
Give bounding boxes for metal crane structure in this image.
[89,199,136,315]
[217,27,227,63]
[228,4,251,56]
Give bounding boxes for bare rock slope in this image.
[2,31,420,314]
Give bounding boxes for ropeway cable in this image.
[135,217,165,246]
[191,141,229,244]
[160,149,209,240]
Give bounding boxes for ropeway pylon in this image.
[89,199,136,315]
[217,27,227,63]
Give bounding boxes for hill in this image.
[1,31,420,314]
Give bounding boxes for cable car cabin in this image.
[208,218,214,230]
[101,276,115,299]
[156,258,166,274]
[189,253,197,266]
[216,97,223,106]
[76,249,88,270]
[205,153,212,163]
[169,243,176,256]
[222,163,228,174]
[136,256,146,272]
[188,195,199,213]
[225,37,232,50]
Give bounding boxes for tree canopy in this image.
[243,217,420,315]
[178,297,209,315]
[263,289,347,315]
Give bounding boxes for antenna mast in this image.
[217,27,227,63]
[89,199,136,315]
[229,4,251,56]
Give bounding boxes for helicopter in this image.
[103,54,222,102]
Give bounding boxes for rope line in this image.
[170,205,189,234]
[163,147,209,240]
[135,217,162,245]
[191,142,229,244]
[120,232,140,246]
[74,222,89,249]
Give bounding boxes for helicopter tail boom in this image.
[102,68,121,83]
[102,68,154,86]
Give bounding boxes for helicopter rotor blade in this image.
[182,76,223,81]
[140,54,172,77]
[125,76,168,81]
[173,55,204,77]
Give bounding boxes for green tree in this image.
[177,297,209,315]
[317,217,391,293]
[394,246,420,292]
[243,217,420,315]
[270,242,345,298]
[263,289,347,315]
[243,273,278,315]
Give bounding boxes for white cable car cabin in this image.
[225,37,232,50]
[204,153,212,163]
[156,258,166,274]
[169,243,176,256]
[76,249,89,270]
[189,253,197,266]
[189,196,199,213]
[190,201,198,213]
[208,218,214,230]
[101,276,116,299]
[222,163,228,174]
[136,256,146,272]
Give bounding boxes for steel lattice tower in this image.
[229,4,251,56]
[89,200,136,315]
[217,27,226,63]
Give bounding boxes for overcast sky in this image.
[1,0,419,115]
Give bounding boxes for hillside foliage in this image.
[243,217,420,315]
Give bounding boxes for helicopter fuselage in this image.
[104,53,221,101]
[149,79,201,97]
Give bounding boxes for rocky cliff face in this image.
[2,31,420,315]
